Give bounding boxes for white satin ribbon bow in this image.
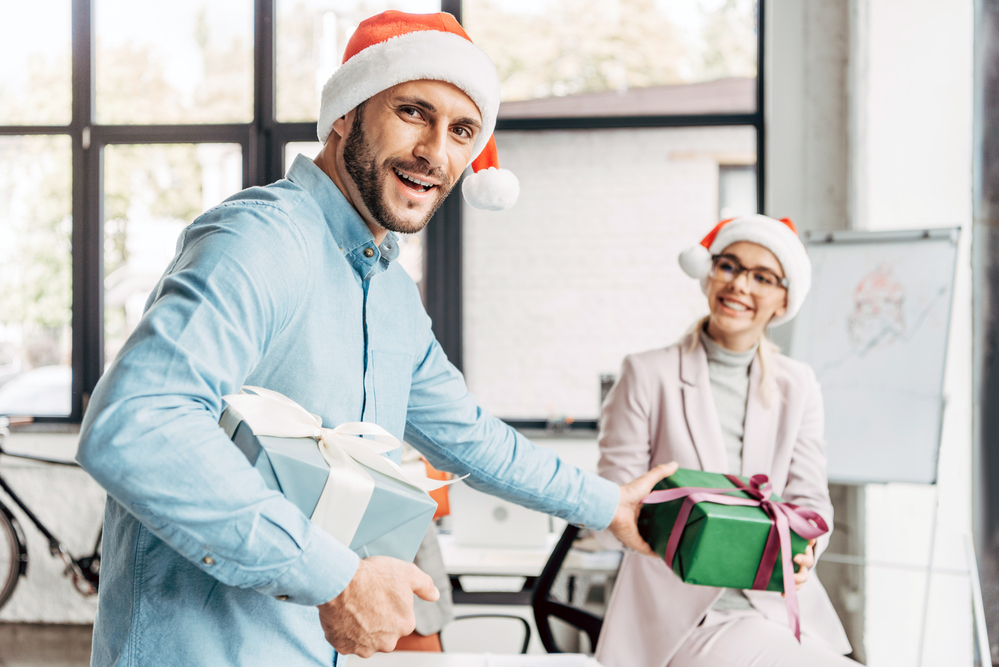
[222,386,461,549]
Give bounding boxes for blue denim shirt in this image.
[77,156,619,667]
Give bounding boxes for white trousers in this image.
[667,609,860,667]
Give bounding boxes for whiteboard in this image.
[784,228,959,484]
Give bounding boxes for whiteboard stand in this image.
[915,484,941,667]
[965,535,992,667]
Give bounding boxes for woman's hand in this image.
[792,539,817,591]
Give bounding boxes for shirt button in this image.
[276,595,289,601]
[363,248,375,258]
[203,556,215,565]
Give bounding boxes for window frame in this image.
[0,0,330,422]
[0,0,763,424]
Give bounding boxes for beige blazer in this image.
[594,335,851,667]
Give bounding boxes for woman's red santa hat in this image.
[317,11,518,211]
[678,214,812,327]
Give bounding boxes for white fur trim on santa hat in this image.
[706,214,811,327]
[462,167,519,211]
[317,30,500,164]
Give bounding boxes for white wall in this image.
[768,0,975,664]
[463,126,756,419]
[767,0,850,232]
[852,1,974,664]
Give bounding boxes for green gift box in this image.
[637,468,807,592]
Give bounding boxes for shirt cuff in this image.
[253,525,360,606]
[571,472,620,531]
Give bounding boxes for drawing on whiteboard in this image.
[814,263,949,379]
[848,264,906,351]
[788,230,959,484]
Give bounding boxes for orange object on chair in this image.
[422,458,451,520]
[394,631,442,652]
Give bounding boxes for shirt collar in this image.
[286,155,400,278]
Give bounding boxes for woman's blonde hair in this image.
[684,315,780,407]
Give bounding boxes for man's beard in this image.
[342,104,454,235]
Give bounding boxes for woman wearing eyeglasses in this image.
[595,215,856,667]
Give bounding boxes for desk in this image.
[439,534,622,578]
[439,533,558,577]
[347,652,603,666]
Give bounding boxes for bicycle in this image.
[0,417,101,610]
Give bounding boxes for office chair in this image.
[441,613,532,654]
[531,524,604,653]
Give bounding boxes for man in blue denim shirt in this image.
[77,12,675,666]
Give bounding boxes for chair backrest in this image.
[531,524,604,653]
[441,614,532,654]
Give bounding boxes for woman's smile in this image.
[718,295,754,315]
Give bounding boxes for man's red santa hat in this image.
[317,11,518,211]
[678,214,812,327]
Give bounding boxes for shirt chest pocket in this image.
[372,350,413,439]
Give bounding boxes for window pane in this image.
[0,1,72,125]
[276,0,441,122]
[96,0,253,124]
[718,164,757,219]
[0,136,73,417]
[104,144,243,365]
[462,126,756,418]
[396,228,426,302]
[464,0,758,118]
[285,141,324,173]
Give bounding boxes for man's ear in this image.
[331,114,349,139]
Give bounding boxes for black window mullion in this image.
[0,127,72,136]
[424,190,463,371]
[90,125,254,145]
[253,0,278,186]
[73,0,96,421]
[756,0,766,213]
[495,113,760,132]
[442,0,461,22]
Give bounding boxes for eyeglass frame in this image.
[709,254,789,293]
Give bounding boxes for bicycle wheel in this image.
[0,502,25,610]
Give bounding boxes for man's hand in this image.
[608,462,679,556]
[317,556,439,657]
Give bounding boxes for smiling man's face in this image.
[321,80,482,237]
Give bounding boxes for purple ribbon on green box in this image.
[639,468,828,641]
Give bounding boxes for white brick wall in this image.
[463,126,756,419]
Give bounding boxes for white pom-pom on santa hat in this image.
[462,134,519,211]
[678,244,713,279]
[678,215,811,327]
